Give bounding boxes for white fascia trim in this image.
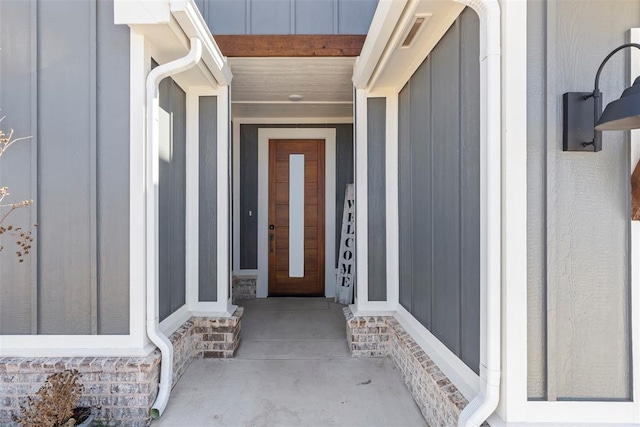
[0,336,154,357]
[169,0,233,86]
[352,0,408,89]
[395,305,480,401]
[498,0,528,422]
[114,0,232,86]
[114,0,171,25]
[257,127,337,299]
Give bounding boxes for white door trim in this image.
[257,128,337,298]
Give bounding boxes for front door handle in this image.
[269,233,274,253]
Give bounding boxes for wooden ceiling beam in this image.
[214,35,366,57]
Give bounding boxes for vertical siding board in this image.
[37,0,93,334]
[459,7,480,373]
[159,78,187,320]
[240,124,259,269]
[430,21,461,354]
[295,1,334,35]
[96,0,131,335]
[367,98,387,301]
[398,83,413,311]
[410,58,433,328]
[0,0,36,334]
[199,97,218,301]
[250,0,291,35]
[526,0,548,400]
[409,57,433,329]
[204,0,377,35]
[335,124,354,266]
[158,76,172,321]
[171,81,187,314]
[205,0,246,34]
[337,0,378,35]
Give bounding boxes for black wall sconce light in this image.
[564,43,640,152]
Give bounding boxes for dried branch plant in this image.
[13,370,85,427]
[0,115,34,262]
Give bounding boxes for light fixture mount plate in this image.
[563,92,602,152]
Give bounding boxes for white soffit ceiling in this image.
[228,57,355,119]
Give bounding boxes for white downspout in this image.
[454,0,501,426]
[146,37,202,419]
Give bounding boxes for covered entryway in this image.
[230,57,354,301]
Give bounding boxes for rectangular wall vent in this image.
[401,15,431,48]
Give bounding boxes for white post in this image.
[353,88,369,312]
[385,92,400,311]
[216,85,233,313]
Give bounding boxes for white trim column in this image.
[385,92,400,311]
[216,86,234,314]
[354,88,369,311]
[493,0,528,423]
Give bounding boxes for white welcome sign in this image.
[335,184,355,305]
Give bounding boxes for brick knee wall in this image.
[343,307,391,357]
[343,307,483,426]
[193,308,243,359]
[232,276,256,303]
[1,307,244,426]
[0,354,160,426]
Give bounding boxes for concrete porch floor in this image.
[153,298,427,426]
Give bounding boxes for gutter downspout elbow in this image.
[453,0,501,426]
[145,37,203,419]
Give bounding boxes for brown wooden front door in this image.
[268,139,325,296]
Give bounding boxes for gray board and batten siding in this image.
[158,74,187,322]
[527,0,637,401]
[397,8,481,374]
[199,97,218,302]
[195,0,378,35]
[367,98,387,302]
[0,0,130,335]
[238,124,353,270]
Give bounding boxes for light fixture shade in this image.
[595,76,640,131]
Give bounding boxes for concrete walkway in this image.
[153,298,427,427]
